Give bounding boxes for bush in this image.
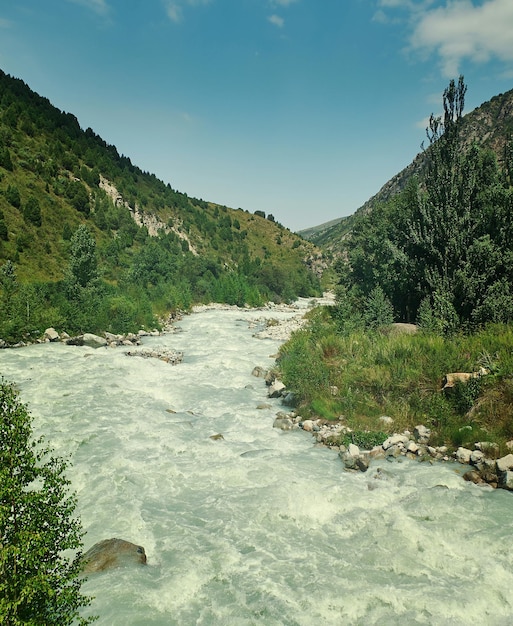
[0,380,95,624]
[23,195,42,226]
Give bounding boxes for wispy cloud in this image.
[376,0,513,77]
[267,0,298,28]
[66,0,109,15]
[0,17,12,28]
[268,14,285,28]
[164,0,212,23]
[409,0,513,77]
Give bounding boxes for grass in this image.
[277,308,513,452]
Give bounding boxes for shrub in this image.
[0,380,95,624]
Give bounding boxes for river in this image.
[1,304,513,625]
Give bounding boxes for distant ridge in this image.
[297,216,347,240]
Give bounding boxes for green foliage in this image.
[23,196,42,227]
[0,146,13,171]
[67,225,98,288]
[5,184,21,208]
[334,77,513,330]
[278,307,513,450]
[0,380,95,625]
[340,430,389,450]
[417,289,459,336]
[363,286,394,329]
[0,219,7,241]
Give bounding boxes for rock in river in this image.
[81,538,147,573]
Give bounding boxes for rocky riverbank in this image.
[252,360,513,493]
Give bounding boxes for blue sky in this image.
[0,1,512,231]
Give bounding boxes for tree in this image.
[363,286,394,329]
[68,225,98,288]
[0,380,95,625]
[0,260,18,316]
[23,196,42,227]
[0,146,14,171]
[6,185,21,209]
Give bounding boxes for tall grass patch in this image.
[277,313,513,451]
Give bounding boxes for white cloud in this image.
[164,0,211,23]
[268,14,285,28]
[66,0,109,15]
[409,0,513,76]
[378,0,434,9]
[271,0,299,6]
[165,2,183,22]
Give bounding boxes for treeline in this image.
[0,221,319,342]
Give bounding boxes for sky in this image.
[0,1,512,231]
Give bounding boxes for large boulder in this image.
[80,538,147,573]
[67,333,108,348]
[44,327,60,342]
[496,454,513,473]
[273,415,294,431]
[413,425,431,444]
[268,380,286,398]
[82,333,108,348]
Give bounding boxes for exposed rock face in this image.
[81,538,147,573]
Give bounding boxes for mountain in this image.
[297,216,347,240]
[308,87,513,253]
[0,69,321,340]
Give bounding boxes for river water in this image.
[1,304,513,625]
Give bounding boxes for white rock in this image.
[413,425,431,444]
[302,420,314,432]
[406,441,419,454]
[455,447,473,464]
[273,417,294,431]
[470,450,485,465]
[268,380,286,398]
[82,333,107,348]
[382,434,408,450]
[348,443,360,457]
[496,454,513,473]
[44,327,60,342]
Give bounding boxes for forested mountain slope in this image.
[0,69,321,340]
[311,86,513,253]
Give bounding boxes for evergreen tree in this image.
[0,380,95,625]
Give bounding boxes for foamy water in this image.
[1,306,512,625]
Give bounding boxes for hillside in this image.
[0,69,321,341]
[310,87,513,253]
